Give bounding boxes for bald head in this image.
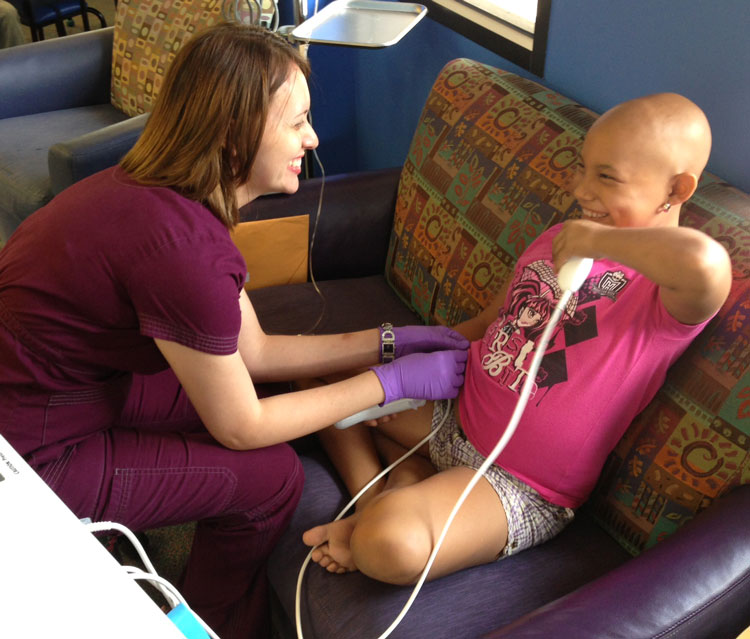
[592,93,712,178]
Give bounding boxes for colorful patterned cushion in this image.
[386,57,750,555]
[587,175,750,554]
[386,58,596,326]
[110,0,223,117]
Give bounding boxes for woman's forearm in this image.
[247,329,381,382]
[157,335,386,449]
[242,371,385,448]
[237,289,381,381]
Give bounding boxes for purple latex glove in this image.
[371,349,468,405]
[380,325,470,361]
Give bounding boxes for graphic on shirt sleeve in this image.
[592,269,628,300]
[479,259,628,399]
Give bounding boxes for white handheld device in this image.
[334,398,426,429]
[557,256,594,292]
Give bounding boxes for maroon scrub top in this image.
[0,166,247,461]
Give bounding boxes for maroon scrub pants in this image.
[33,369,304,639]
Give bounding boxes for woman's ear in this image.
[669,172,699,205]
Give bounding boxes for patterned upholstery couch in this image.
[244,59,750,638]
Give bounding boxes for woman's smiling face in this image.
[242,66,319,203]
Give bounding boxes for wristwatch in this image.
[380,322,396,363]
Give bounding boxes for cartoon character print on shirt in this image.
[480,258,629,401]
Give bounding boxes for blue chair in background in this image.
[8,0,106,41]
[0,0,224,248]
[0,28,145,246]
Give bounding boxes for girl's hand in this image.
[362,414,398,427]
[552,219,603,272]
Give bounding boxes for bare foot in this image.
[302,513,361,574]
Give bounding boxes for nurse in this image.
[0,23,468,637]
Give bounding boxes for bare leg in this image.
[304,453,508,583]
[302,401,437,573]
[304,399,509,583]
[317,423,387,509]
[350,466,508,585]
[297,373,394,509]
[301,423,386,575]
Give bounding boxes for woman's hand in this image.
[384,324,469,360]
[371,349,468,404]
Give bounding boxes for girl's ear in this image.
[669,172,699,205]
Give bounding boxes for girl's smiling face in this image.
[242,66,319,203]
[572,121,674,229]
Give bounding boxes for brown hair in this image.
[120,22,311,228]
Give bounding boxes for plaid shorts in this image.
[428,400,575,558]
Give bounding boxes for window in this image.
[416,0,551,77]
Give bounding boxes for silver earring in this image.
[660,202,672,213]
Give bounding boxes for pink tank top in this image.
[459,224,710,508]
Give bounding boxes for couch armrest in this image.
[241,167,401,280]
[0,28,114,119]
[484,485,750,639]
[48,113,148,195]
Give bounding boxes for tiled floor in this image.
[20,0,117,44]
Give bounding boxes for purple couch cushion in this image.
[267,450,630,639]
